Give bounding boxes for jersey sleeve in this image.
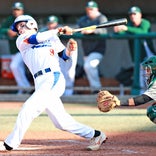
[16,30,65,53]
[36,29,59,42]
[127,19,151,34]
[16,33,35,51]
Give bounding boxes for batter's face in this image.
[16,21,29,34]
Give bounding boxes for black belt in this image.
[34,68,51,79]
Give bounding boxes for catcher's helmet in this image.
[147,104,156,124]
[11,15,38,32]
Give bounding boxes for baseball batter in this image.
[0,15,107,151]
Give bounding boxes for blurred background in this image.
[0,0,156,99]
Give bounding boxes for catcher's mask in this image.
[147,104,156,124]
[141,56,156,83]
[142,65,152,80]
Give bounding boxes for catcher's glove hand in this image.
[97,90,121,112]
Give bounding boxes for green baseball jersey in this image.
[117,18,156,62]
[0,15,18,54]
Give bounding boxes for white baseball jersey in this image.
[144,79,156,100]
[16,30,65,76]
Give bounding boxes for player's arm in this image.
[58,38,77,61]
[28,25,73,43]
[121,94,153,106]
[127,20,150,34]
[94,15,108,34]
[58,50,70,61]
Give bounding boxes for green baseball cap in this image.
[12,2,24,10]
[47,15,58,23]
[128,6,141,14]
[86,1,98,8]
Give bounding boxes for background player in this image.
[77,1,108,93]
[0,2,31,94]
[114,6,156,94]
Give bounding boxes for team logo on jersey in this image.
[50,49,54,56]
[24,38,29,44]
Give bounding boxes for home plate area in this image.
[0,135,154,156]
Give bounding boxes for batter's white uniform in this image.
[4,29,95,149]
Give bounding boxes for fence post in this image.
[131,38,141,95]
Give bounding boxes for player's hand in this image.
[66,38,77,56]
[113,25,128,32]
[58,26,73,35]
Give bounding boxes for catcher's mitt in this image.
[97,90,121,112]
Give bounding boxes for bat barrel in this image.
[97,18,127,28]
[72,18,128,33]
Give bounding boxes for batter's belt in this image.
[34,68,51,79]
[34,68,60,88]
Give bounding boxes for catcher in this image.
[97,56,156,124]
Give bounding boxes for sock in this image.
[94,130,101,137]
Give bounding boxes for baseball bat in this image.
[72,18,127,33]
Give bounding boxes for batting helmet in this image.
[147,104,156,124]
[11,15,38,32]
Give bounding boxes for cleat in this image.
[87,132,107,151]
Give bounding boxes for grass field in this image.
[1,102,156,133]
[1,102,156,156]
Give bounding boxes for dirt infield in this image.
[0,102,156,156]
[0,131,156,156]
